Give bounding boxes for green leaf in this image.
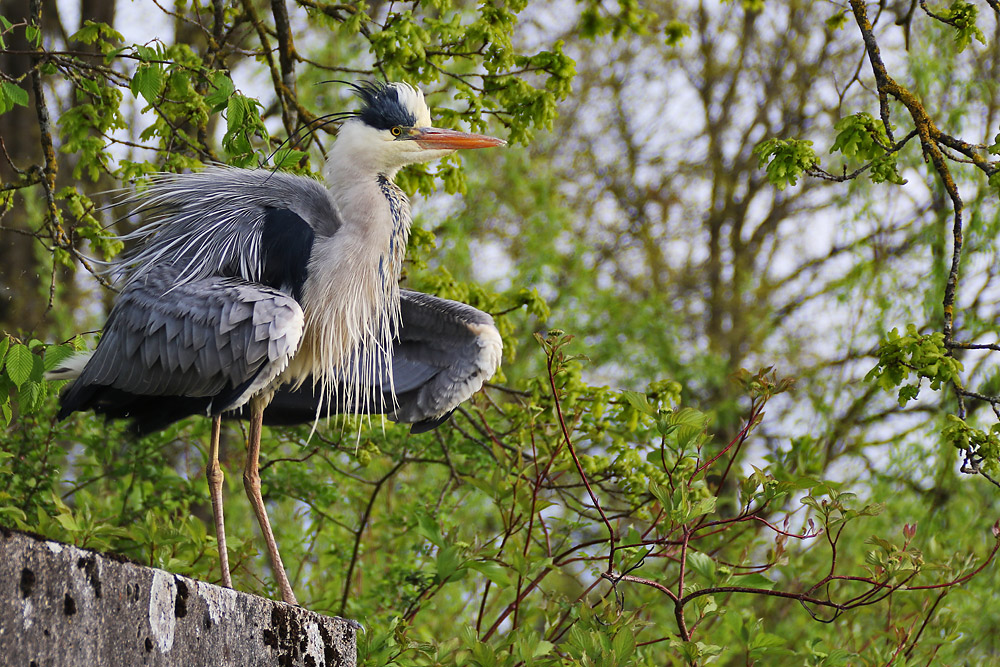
[825,9,848,30]
[55,511,79,532]
[3,82,28,107]
[43,344,77,373]
[612,629,636,656]
[648,481,673,510]
[821,648,854,665]
[25,24,40,47]
[72,20,123,46]
[30,351,44,382]
[5,344,33,388]
[271,148,308,170]
[226,95,247,133]
[19,380,45,413]
[748,631,787,652]
[942,1,985,51]
[435,546,466,583]
[467,560,512,587]
[736,572,776,590]
[663,20,691,46]
[0,504,27,524]
[130,64,164,104]
[690,495,717,518]
[620,389,655,415]
[0,82,29,115]
[687,551,716,581]
[671,407,708,448]
[416,512,444,547]
[205,71,235,111]
[222,94,265,166]
[532,640,554,658]
[753,137,818,190]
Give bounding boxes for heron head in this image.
[335,81,505,174]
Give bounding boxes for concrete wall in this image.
[0,527,357,666]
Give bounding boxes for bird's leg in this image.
[243,404,299,606]
[207,415,233,588]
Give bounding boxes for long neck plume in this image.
[287,155,412,420]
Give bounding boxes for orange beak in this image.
[413,127,506,150]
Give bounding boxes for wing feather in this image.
[391,291,503,423]
[59,266,304,425]
[112,167,340,289]
[261,290,501,431]
[124,322,143,357]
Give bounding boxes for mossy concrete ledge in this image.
[0,528,357,666]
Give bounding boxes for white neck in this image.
[280,135,413,418]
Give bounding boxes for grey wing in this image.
[263,290,502,432]
[390,290,503,428]
[114,166,341,286]
[58,268,303,432]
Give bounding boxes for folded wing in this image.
[58,266,304,434]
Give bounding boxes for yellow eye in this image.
[391,126,402,137]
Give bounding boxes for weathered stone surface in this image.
[0,528,357,667]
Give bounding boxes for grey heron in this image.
[52,81,505,606]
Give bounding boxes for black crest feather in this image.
[350,81,418,131]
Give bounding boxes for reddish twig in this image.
[545,346,616,573]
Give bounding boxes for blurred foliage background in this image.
[2,0,1000,664]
